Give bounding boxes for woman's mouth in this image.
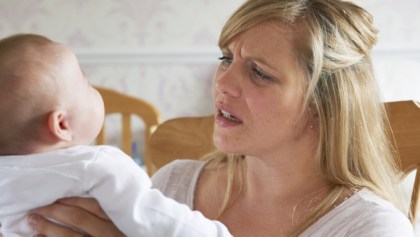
[215,102,243,127]
[220,109,242,123]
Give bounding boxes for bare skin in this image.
[29,198,124,237]
[194,160,334,237]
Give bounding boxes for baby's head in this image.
[0,34,104,155]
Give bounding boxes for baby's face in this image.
[54,45,104,145]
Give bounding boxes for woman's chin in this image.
[214,139,241,154]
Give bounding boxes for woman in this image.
[28,0,413,236]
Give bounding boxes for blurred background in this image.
[1,0,418,118]
[0,0,419,162]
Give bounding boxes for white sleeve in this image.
[85,146,232,237]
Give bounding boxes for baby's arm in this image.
[86,146,232,237]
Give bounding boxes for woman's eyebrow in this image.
[246,56,277,71]
[222,44,277,71]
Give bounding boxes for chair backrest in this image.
[386,100,420,224]
[147,101,420,223]
[94,86,160,175]
[385,101,420,224]
[148,115,216,173]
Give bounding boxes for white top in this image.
[0,146,232,237]
[152,159,414,237]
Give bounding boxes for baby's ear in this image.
[47,110,72,142]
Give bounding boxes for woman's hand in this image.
[28,197,125,237]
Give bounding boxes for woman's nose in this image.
[214,65,241,98]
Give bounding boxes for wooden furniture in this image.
[95,86,160,175]
[386,100,420,224]
[148,115,216,173]
[148,101,420,224]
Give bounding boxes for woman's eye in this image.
[218,56,233,67]
[252,68,272,81]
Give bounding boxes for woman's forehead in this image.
[225,21,297,48]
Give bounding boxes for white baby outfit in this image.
[0,145,232,237]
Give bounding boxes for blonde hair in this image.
[0,34,59,154]
[207,0,404,235]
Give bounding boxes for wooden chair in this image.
[386,100,420,224]
[94,86,160,175]
[148,115,216,173]
[147,101,420,224]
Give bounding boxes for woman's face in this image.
[213,21,312,158]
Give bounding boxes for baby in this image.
[0,34,231,237]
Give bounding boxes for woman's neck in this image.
[243,148,331,199]
[214,154,334,237]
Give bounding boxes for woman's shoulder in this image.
[151,159,207,208]
[346,189,414,236]
[302,188,414,237]
[151,159,207,186]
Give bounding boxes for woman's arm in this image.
[28,197,124,237]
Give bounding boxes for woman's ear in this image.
[47,110,72,142]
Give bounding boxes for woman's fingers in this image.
[30,202,125,237]
[28,213,84,237]
[57,197,109,220]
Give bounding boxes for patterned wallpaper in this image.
[0,0,245,120]
[1,0,419,116]
[0,0,419,157]
[355,0,420,102]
